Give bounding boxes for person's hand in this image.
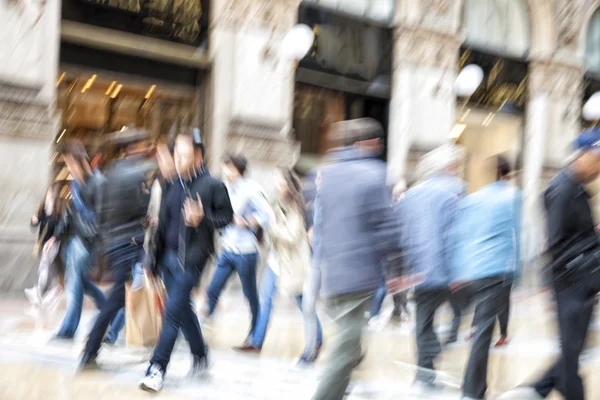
[184,194,204,227]
[233,215,246,228]
[43,237,56,256]
[149,216,159,228]
[386,277,405,295]
[31,215,39,225]
[308,227,314,246]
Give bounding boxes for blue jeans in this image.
[84,239,141,357]
[57,237,119,339]
[207,251,260,338]
[370,281,387,317]
[251,267,323,355]
[151,254,208,370]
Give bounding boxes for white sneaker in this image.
[139,364,164,393]
[498,387,543,400]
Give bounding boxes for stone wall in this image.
[0,0,61,292]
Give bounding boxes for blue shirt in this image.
[70,180,95,224]
[399,174,465,289]
[450,181,521,282]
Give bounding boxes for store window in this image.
[52,71,197,177]
[301,0,394,24]
[464,0,530,57]
[587,9,600,72]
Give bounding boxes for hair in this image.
[416,144,465,181]
[222,153,248,176]
[497,155,512,180]
[61,141,89,162]
[38,182,63,217]
[329,118,384,147]
[278,167,305,216]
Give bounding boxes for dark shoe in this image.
[232,343,261,354]
[188,351,211,379]
[102,337,116,346]
[77,353,99,372]
[50,334,74,343]
[443,335,458,346]
[139,364,165,392]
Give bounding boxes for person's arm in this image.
[203,181,234,230]
[244,187,273,230]
[440,193,460,280]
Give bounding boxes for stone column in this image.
[0,0,61,292]
[208,0,301,194]
[521,60,582,284]
[387,24,461,183]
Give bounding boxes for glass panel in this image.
[302,0,394,23]
[464,0,530,57]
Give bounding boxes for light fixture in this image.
[105,81,117,95]
[56,129,66,143]
[56,72,65,87]
[449,123,467,140]
[145,85,156,99]
[81,74,97,93]
[460,108,471,123]
[583,92,600,121]
[281,24,315,61]
[482,112,496,127]
[121,126,127,132]
[110,84,123,99]
[455,64,484,97]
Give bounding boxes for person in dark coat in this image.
[139,131,233,393]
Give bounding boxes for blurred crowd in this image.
[23,119,600,400]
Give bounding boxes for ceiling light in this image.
[145,85,156,99]
[110,84,123,99]
[56,129,66,143]
[449,123,467,140]
[105,81,117,95]
[81,74,97,93]
[56,72,65,87]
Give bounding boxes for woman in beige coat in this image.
[235,168,323,362]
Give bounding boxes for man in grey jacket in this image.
[312,118,399,400]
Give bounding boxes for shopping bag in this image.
[125,272,166,348]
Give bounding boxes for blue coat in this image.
[399,174,465,289]
[450,181,521,282]
[315,147,398,297]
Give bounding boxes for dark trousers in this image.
[414,288,449,383]
[207,251,259,338]
[392,292,409,318]
[462,277,507,399]
[84,240,140,357]
[447,289,471,342]
[151,255,208,371]
[534,276,598,400]
[471,278,512,336]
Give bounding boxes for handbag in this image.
[125,272,166,348]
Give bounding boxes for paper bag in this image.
[125,273,166,348]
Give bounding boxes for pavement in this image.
[0,288,587,400]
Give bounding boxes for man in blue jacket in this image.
[451,155,521,400]
[312,118,399,400]
[399,143,465,392]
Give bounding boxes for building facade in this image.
[2,0,600,291]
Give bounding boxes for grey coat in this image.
[315,147,399,298]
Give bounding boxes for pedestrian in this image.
[203,153,273,348]
[234,167,323,363]
[500,129,600,400]
[451,155,521,400]
[25,183,63,308]
[138,131,233,392]
[399,143,466,393]
[48,142,120,341]
[78,130,155,368]
[312,118,399,400]
[104,140,177,345]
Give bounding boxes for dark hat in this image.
[105,128,150,147]
[222,153,248,176]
